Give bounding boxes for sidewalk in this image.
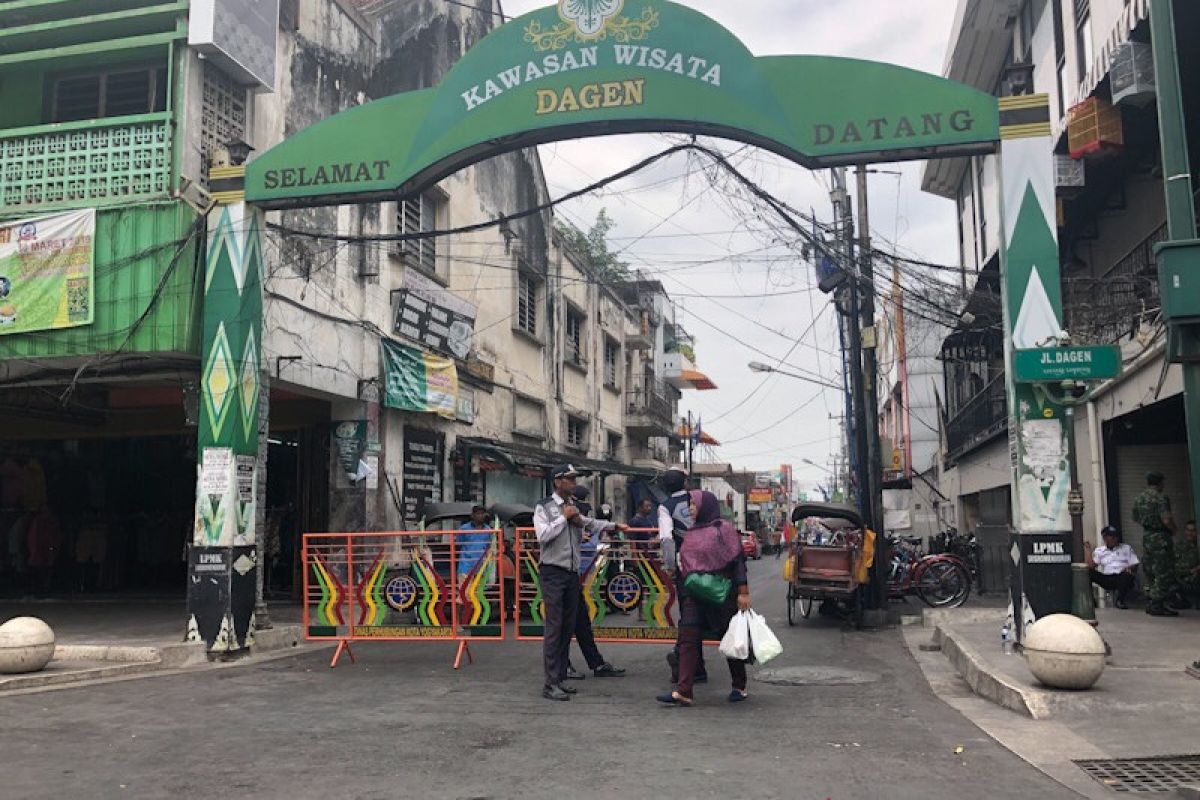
[906,605,1200,798]
[0,600,307,693]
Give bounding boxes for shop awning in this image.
[680,369,718,390]
[676,425,721,446]
[455,436,661,479]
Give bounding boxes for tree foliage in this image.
[555,209,630,282]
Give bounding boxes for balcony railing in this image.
[1066,222,1166,345]
[946,374,1007,461]
[626,377,674,430]
[1,113,173,213]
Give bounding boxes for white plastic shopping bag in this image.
[719,610,751,661]
[747,610,783,665]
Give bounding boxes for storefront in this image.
[1104,394,1192,554]
[0,383,196,598]
[454,436,658,518]
[0,382,333,601]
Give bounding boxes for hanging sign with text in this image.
[393,270,477,359]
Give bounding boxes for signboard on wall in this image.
[393,270,477,360]
[189,0,280,90]
[748,488,772,504]
[403,427,444,524]
[0,209,95,336]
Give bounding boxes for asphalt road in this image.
[1,559,1076,800]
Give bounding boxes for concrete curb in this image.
[923,607,1006,629]
[250,624,302,653]
[934,622,1052,720]
[0,624,304,694]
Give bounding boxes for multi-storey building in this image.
[0,1,688,629]
[924,0,1200,558]
[878,278,951,542]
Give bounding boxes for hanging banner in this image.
[0,208,95,335]
[382,340,458,419]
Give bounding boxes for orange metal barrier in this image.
[303,530,505,668]
[514,527,683,643]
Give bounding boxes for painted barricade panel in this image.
[302,530,505,643]
[515,527,682,643]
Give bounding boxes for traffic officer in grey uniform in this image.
[534,464,626,701]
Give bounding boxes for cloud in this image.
[497,0,960,477]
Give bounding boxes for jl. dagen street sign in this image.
[1013,346,1122,383]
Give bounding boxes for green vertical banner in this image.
[188,165,264,653]
[997,95,1073,635]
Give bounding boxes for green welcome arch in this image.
[197,0,1075,655]
[246,0,1000,208]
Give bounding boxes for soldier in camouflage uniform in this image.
[1131,471,1179,617]
[1173,520,1199,607]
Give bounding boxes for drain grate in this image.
[1076,755,1200,793]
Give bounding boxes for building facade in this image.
[924,0,1200,563]
[0,1,693,643]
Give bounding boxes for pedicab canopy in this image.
[245,0,1000,209]
[791,502,865,529]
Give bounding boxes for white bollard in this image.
[1022,613,1106,690]
[0,616,56,674]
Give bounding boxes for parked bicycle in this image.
[929,526,981,589]
[886,534,972,608]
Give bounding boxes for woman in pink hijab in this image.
[657,489,751,706]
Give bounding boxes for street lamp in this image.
[747,362,842,391]
[801,457,832,473]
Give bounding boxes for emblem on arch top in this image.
[525,0,658,52]
[559,0,624,37]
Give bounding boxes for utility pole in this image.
[831,168,869,519]
[685,409,694,477]
[856,165,887,613]
[1149,0,1200,539]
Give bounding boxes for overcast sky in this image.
[499,0,961,493]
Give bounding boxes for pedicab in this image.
[784,502,868,627]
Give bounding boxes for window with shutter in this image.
[517,272,539,337]
[604,338,619,387]
[566,309,584,365]
[51,65,167,123]
[399,193,441,277]
[1074,0,1093,79]
[567,416,587,449]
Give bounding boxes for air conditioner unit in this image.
[1111,41,1156,107]
[1054,154,1085,194]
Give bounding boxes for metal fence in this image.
[303,529,506,668]
[514,528,684,643]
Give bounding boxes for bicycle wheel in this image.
[917,560,971,608]
[799,595,813,618]
[787,585,796,626]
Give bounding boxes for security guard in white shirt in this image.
[1086,525,1140,609]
